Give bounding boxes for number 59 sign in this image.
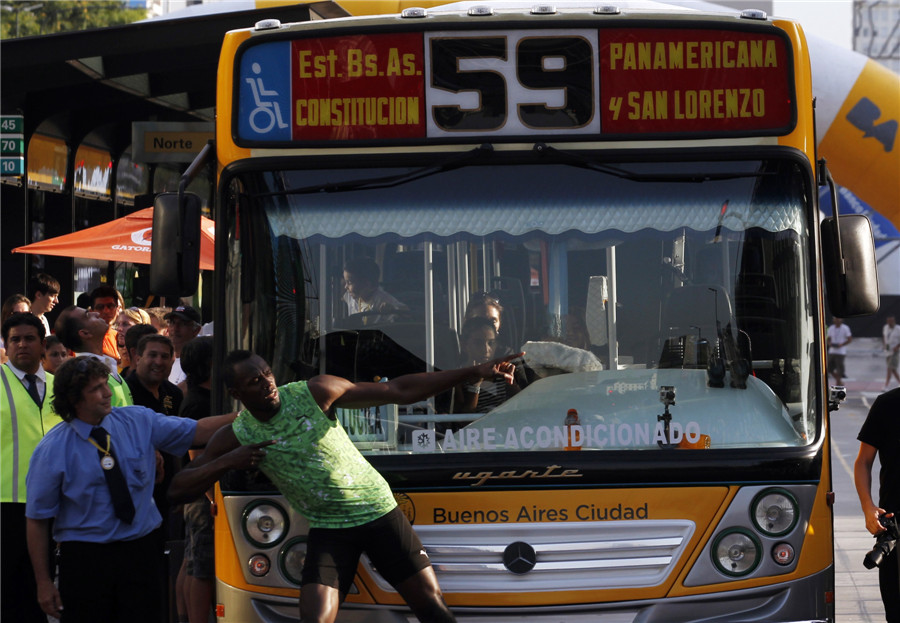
[424,29,601,137]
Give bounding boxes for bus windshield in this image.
[230,155,816,454]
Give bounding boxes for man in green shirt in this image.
[169,349,520,623]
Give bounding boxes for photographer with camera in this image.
[854,387,900,622]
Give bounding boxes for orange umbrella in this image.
[12,207,215,270]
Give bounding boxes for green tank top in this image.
[232,381,396,529]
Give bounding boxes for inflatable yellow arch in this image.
[336,0,900,233]
[814,45,899,228]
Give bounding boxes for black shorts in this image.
[300,506,431,595]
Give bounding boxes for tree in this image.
[1,1,147,39]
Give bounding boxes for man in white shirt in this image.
[826,317,853,386]
[882,315,900,390]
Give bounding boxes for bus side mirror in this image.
[150,192,201,296]
[821,214,879,317]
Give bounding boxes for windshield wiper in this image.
[251,144,494,199]
[533,143,774,183]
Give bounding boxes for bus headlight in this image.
[712,529,761,577]
[279,537,307,585]
[248,554,271,577]
[751,488,798,536]
[242,500,289,548]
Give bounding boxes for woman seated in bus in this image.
[341,256,407,325]
[452,316,527,413]
[464,291,514,355]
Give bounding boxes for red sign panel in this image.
[598,28,793,135]
[238,27,796,143]
[290,33,426,141]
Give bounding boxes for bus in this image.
[152,2,880,621]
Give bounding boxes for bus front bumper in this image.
[214,567,833,623]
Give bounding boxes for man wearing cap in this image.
[166,305,202,386]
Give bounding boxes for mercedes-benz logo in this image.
[503,541,537,574]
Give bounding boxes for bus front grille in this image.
[360,520,695,593]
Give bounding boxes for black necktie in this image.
[89,426,136,524]
[23,373,41,407]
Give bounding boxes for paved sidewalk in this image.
[836,514,890,622]
[832,336,892,623]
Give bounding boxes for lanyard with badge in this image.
[87,432,116,470]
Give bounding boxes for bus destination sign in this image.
[600,29,792,134]
[236,28,793,143]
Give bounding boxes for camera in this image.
[828,385,847,412]
[659,385,676,406]
[829,385,846,403]
[863,513,899,570]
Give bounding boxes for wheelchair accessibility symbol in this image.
[245,62,288,134]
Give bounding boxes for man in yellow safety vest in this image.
[1,312,59,622]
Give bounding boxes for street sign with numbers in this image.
[1,115,25,177]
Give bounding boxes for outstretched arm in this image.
[191,412,238,447]
[169,424,272,504]
[308,352,524,414]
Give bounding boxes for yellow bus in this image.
[153,2,881,621]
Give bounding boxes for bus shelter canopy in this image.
[12,207,214,271]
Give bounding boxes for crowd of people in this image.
[3,265,897,622]
[2,270,520,623]
[2,275,218,623]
